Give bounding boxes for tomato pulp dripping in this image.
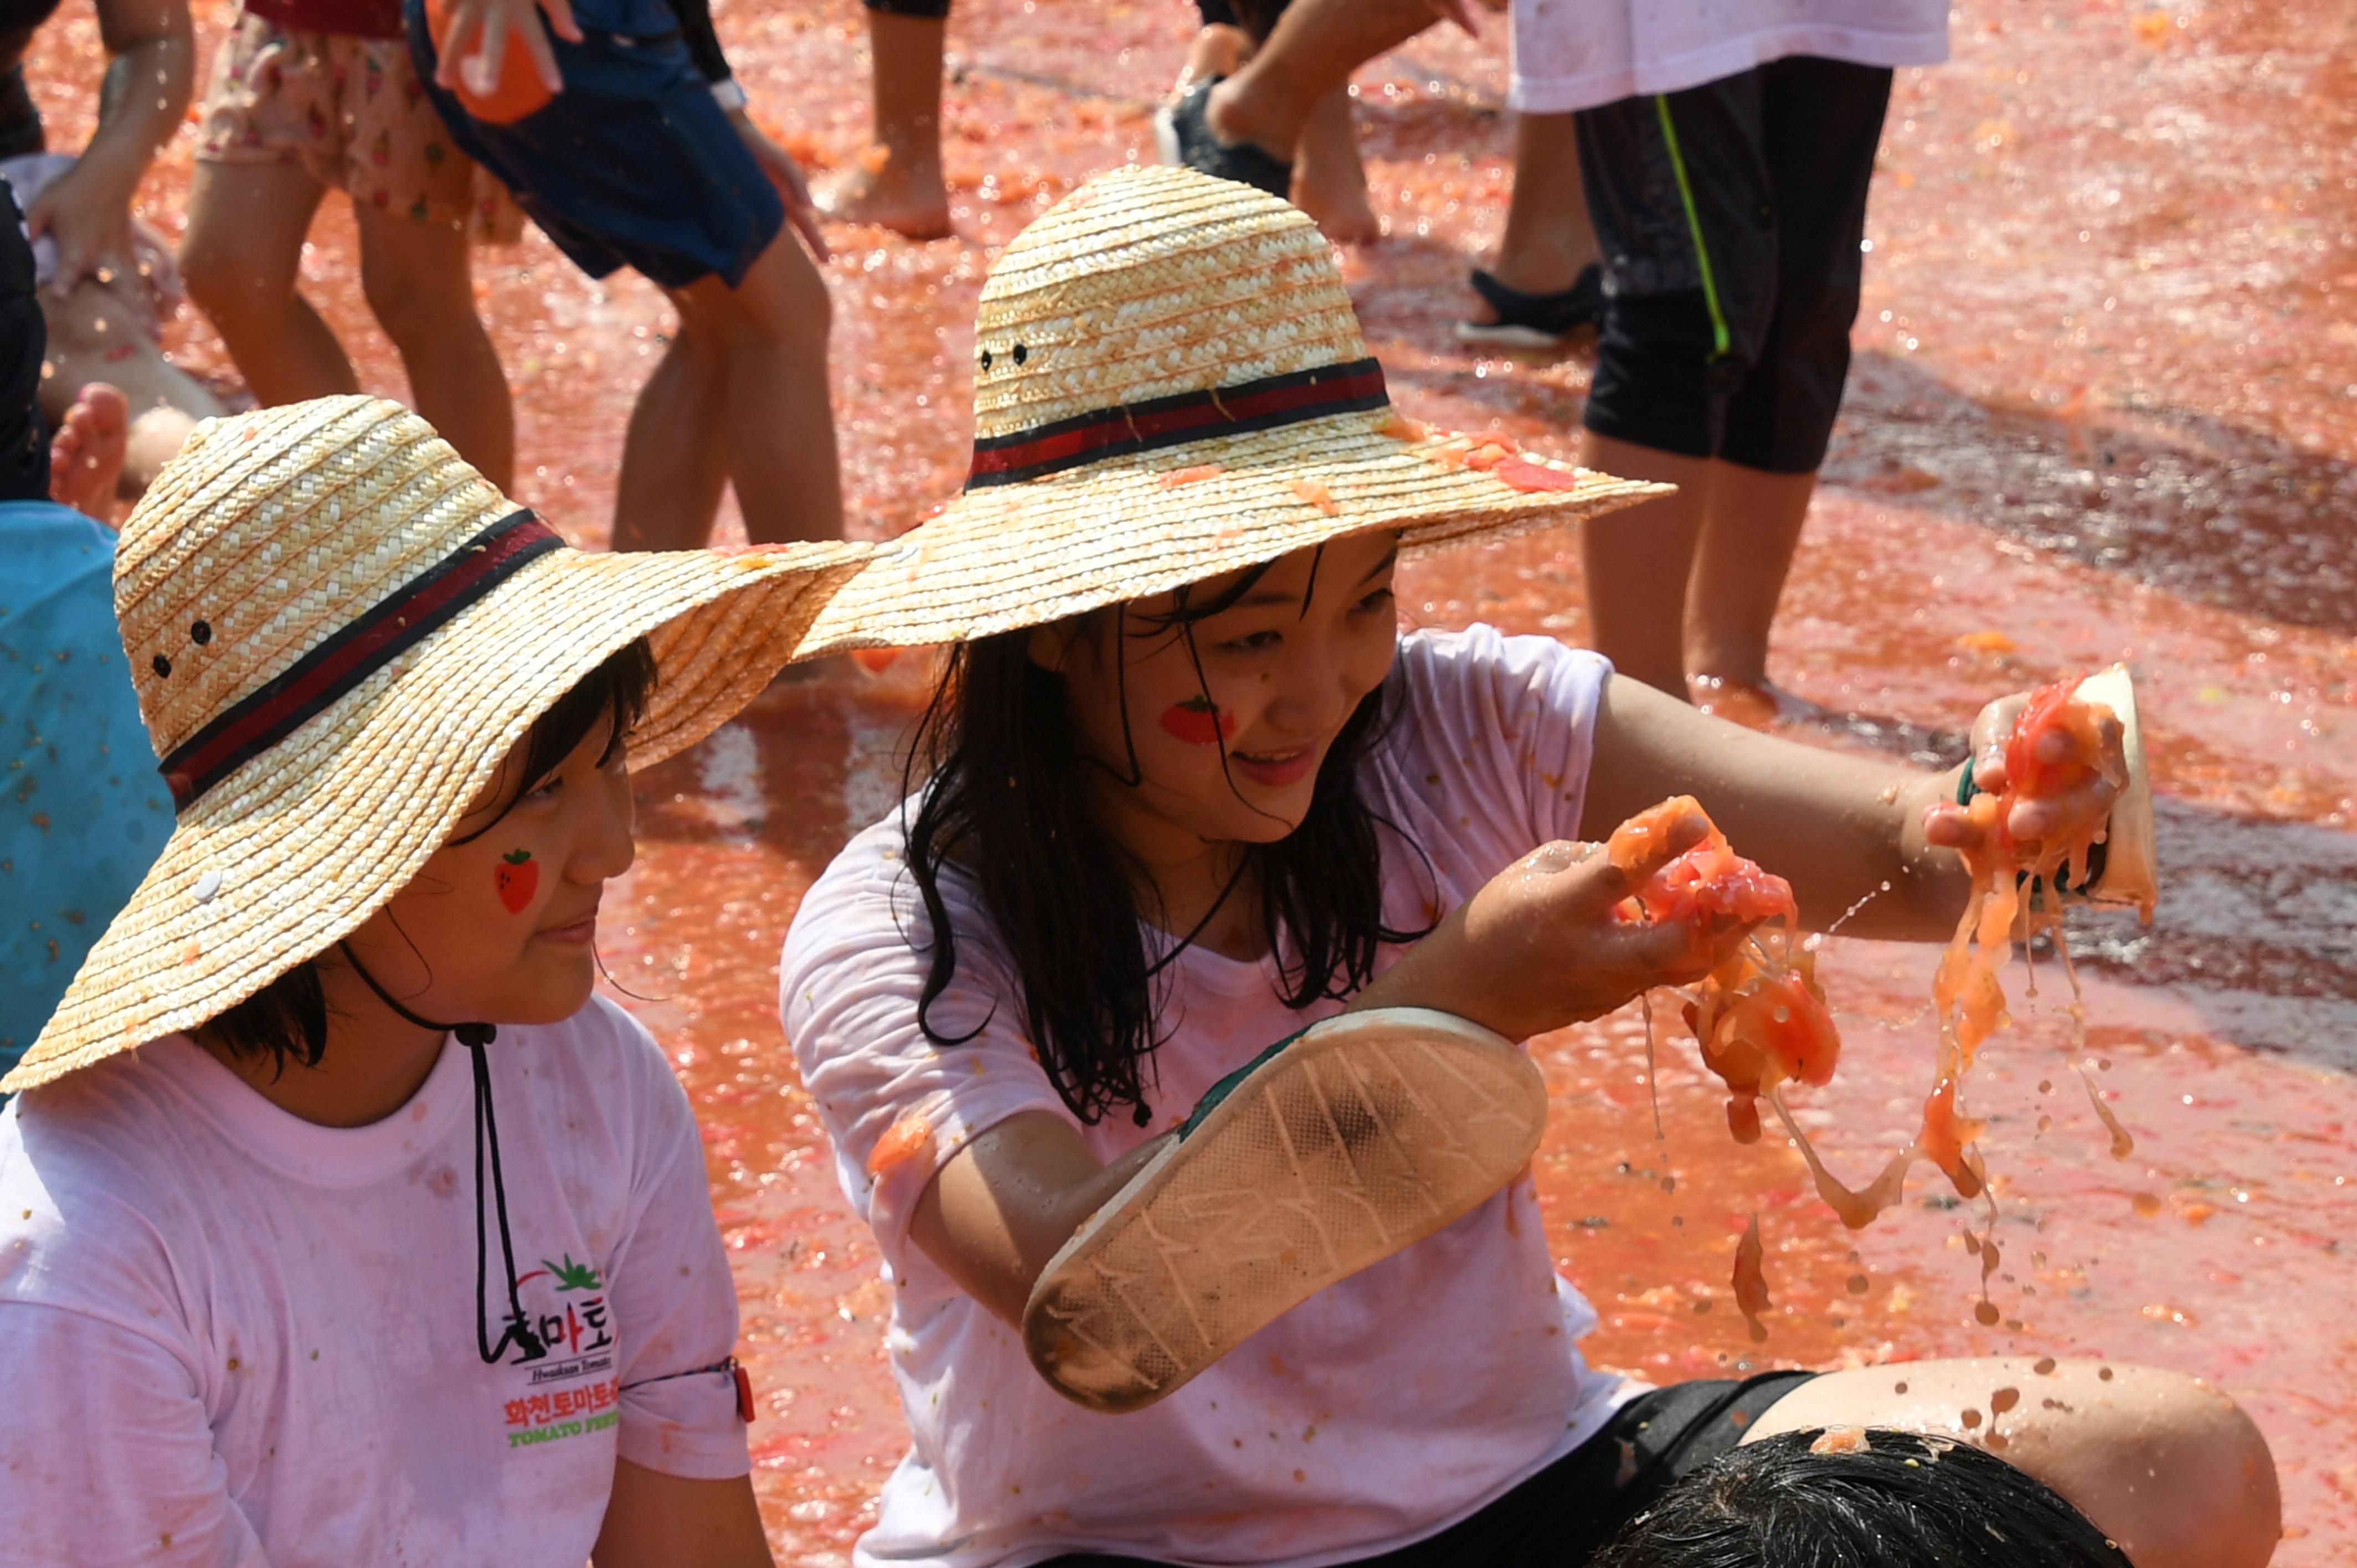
[1610,797,1840,1144]
[1764,681,2133,1254]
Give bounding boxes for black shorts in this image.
[1037,1371,1815,1568]
[1574,57,1891,474]
[864,0,950,17]
[406,8,784,290]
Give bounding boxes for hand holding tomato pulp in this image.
[1608,797,1839,1143]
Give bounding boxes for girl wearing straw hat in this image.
[0,396,863,1564]
[779,167,2274,1568]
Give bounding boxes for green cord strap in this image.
[1654,95,1732,360]
[1176,1025,1311,1141]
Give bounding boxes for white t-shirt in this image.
[0,994,748,1567]
[781,627,1635,1568]
[1509,0,1949,114]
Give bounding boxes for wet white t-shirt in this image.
[1510,0,1949,113]
[782,627,1635,1568]
[0,995,748,1566]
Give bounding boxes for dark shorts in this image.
[1038,1371,1815,1568]
[0,63,43,159]
[865,0,950,16]
[1574,56,1892,474]
[404,7,783,290]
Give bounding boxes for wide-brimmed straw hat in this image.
[800,164,1668,652]
[3,396,867,1093]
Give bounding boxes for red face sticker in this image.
[495,849,539,913]
[1159,694,1236,747]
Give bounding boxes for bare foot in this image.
[49,383,128,521]
[1293,86,1380,244]
[1689,674,1822,731]
[818,149,953,240]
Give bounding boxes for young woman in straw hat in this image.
[0,395,863,1564]
[780,167,2276,1568]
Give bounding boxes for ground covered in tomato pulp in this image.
[27,0,2357,1558]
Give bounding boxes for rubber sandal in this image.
[1022,1006,1547,1415]
[1152,76,1295,200]
[1454,264,1605,348]
[2072,664,2157,915]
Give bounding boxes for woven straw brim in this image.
[3,540,865,1094]
[798,408,1670,652]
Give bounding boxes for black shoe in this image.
[1153,76,1295,200]
[1455,263,1606,347]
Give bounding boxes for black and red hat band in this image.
[157,510,564,814]
[964,357,1390,490]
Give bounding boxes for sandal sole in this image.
[1022,1007,1546,1414]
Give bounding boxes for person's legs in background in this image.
[613,228,840,549]
[820,0,952,240]
[179,159,347,404]
[185,25,515,488]
[1685,56,1889,704]
[1459,111,1602,343]
[353,204,514,491]
[1573,64,1887,716]
[1164,0,1425,238]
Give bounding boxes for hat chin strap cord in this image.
[338,942,547,1366]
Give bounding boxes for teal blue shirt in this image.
[1,502,171,1076]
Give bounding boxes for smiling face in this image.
[1040,530,1403,859]
[337,708,639,1028]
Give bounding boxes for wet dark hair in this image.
[900,559,1432,1126]
[194,638,658,1076]
[1593,1428,2136,1568]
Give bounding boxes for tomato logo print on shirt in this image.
[501,1254,621,1450]
[495,849,538,912]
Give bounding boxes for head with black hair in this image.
[1593,1428,2136,1568]
[901,530,1432,1126]
[197,638,658,1076]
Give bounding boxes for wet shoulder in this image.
[1356,627,1612,898]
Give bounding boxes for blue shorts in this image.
[405,8,784,290]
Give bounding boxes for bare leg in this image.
[1206,0,1435,159]
[354,206,515,490]
[614,233,841,549]
[818,9,951,240]
[1576,430,1707,697]
[180,160,357,405]
[1745,1357,2281,1568]
[611,326,730,551]
[1684,459,1814,698]
[47,381,128,518]
[1469,111,1597,320]
[1291,84,1377,244]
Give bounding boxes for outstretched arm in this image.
[1580,674,1969,941]
[1579,674,2122,942]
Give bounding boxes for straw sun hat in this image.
[3,396,866,1093]
[801,163,1668,652]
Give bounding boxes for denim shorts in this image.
[405,4,784,289]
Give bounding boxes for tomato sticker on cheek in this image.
[494,849,539,913]
[1159,695,1236,747]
